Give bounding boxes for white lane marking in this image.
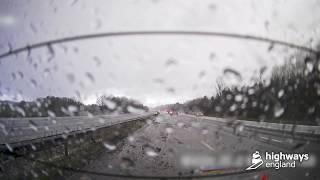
[201,141,215,151]
[271,139,282,143]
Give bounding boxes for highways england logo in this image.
[246,151,309,170]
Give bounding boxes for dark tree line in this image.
[181,52,320,125]
[0,95,148,118]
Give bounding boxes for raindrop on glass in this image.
[29,23,37,33]
[128,136,135,142]
[165,58,178,67]
[145,145,160,157]
[43,68,51,78]
[47,110,56,117]
[103,142,116,151]
[29,120,38,132]
[11,73,16,80]
[92,56,101,66]
[153,78,164,84]
[278,89,284,98]
[274,104,284,117]
[66,73,75,83]
[209,52,216,61]
[235,94,243,102]
[68,105,78,114]
[85,72,95,83]
[5,143,13,152]
[223,68,242,85]
[30,79,37,88]
[17,71,24,79]
[166,87,175,94]
[198,70,206,78]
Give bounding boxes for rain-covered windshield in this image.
[0,1,320,180]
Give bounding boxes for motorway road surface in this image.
[70,113,320,180]
[0,113,153,146]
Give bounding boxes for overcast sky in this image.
[0,0,320,107]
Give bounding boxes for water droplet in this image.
[41,170,49,176]
[306,61,314,73]
[36,101,41,108]
[153,78,164,84]
[223,68,242,85]
[268,42,274,51]
[278,89,284,98]
[88,112,93,118]
[208,3,217,11]
[33,62,38,70]
[98,118,105,124]
[248,88,255,95]
[44,126,49,131]
[47,110,56,117]
[103,142,116,151]
[43,68,51,77]
[30,79,37,88]
[29,120,38,132]
[17,71,24,79]
[146,149,158,157]
[229,104,237,112]
[209,53,216,61]
[30,169,39,178]
[30,23,37,34]
[73,46,79,53]
[235,94,243,102]
[101,98,116,110]
[30,144,37,150]
[165,58,178,67]
[5,143,13,152]
[93,56,101,66]
[70,0,79,6]
[308,107,315,114]
[274,104,284,117]
[144,144,161,157]
[264,20,270,31]
[47,43,55,62]
[15,106,26,116]
[7,42,13,53]
[68,105,78,114]
[234,123,244,134]
[0,123,8,135]
[11,73,16,80]
[66,73,75,83]
[128,136,135,142]
[215,106,222,112]
[166,87,175,94]
[85,72,95,83]
[198,70,206,78]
